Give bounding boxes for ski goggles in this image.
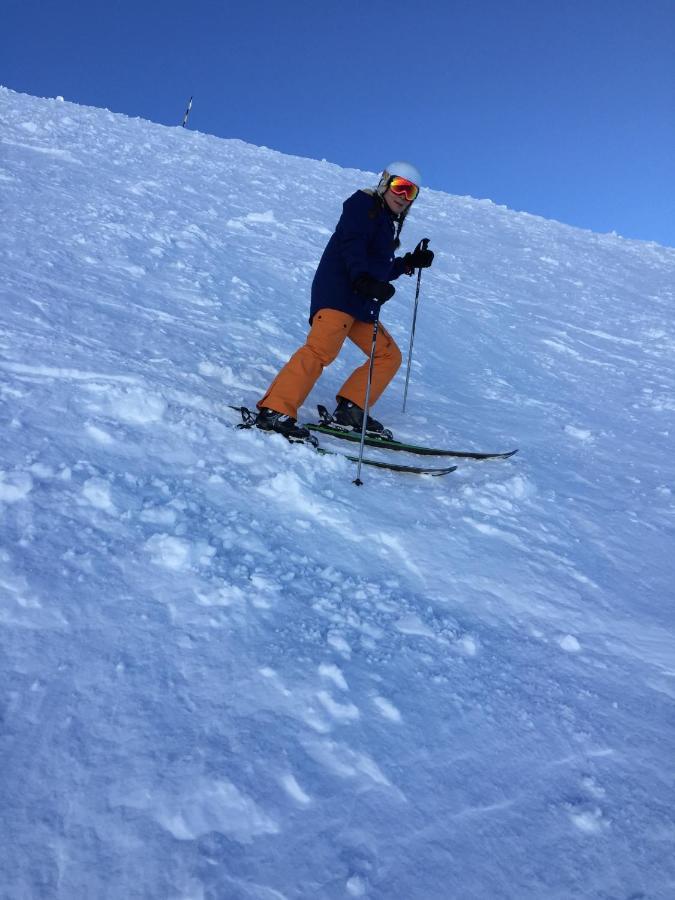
[388,176,419,202]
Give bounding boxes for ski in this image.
[317,448,456,476]
[305,405,518,460]
[229,406,456,477]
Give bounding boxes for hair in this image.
[365,189,409,249]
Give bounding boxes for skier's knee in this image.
[389,342,403,373]
[308,345,339,367]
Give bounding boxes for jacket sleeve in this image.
[335,193,377,282]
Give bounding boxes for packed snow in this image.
[1,86,674,899]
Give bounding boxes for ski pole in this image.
[353,305,381,486]
[402,238,430,414]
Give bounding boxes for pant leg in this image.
[258,309,354,418]
[337,320,402,408]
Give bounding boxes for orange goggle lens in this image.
[388,176,419,201]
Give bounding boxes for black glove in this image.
[353,274,396,303]
[404,239,434,272]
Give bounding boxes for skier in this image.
[254,161,434,440]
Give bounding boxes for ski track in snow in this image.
[1,86,675,899]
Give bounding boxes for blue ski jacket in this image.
[310,190,409,324]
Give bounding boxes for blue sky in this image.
[4,0,674,246]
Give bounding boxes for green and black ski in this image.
[305,406,518,460]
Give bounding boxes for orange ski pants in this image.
[258,308,402,419]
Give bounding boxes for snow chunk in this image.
[346,875,367,897]
[279,773,312,806]
[457,635,479,657]
[109,387,166,425]
[499,475,535,500]
[0,471,33,504]
[86,423,114,444]
[145,534,215,570]
[83,384,166,425]
[29,463,54,479]
[198,360,252,390]
[304,739,391,786]
[395,614,435,639]
[558,634,582,653]
[372,696,402,723]
[568,806,608,834]
[245,210,276,223]
[327,632,352,658]
[82,477,117,514]
[319,663,348,690]
[564,425,593,442]
[225,210,277,230]
[258,471,347,526]
[139,505,177,526]
[196,583,246,607]
[122,778,279,842]
[316,690,360,722]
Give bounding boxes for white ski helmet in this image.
[377,160,422,196]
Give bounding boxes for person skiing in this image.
[255,161,434,440]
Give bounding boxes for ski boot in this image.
[256,407,312,441]
[332,397,391,437]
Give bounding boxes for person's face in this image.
[383,188,412,216]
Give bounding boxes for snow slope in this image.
[1,86,674,899]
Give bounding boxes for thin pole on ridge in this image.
[181,97,193,128]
